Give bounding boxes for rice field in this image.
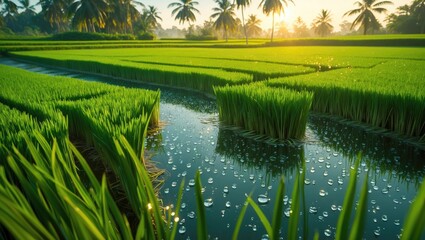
[9,45,425,142]
[0,64,167,239]
[0,53,424,239]
[1,41,425,238]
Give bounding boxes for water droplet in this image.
[179,226,186,234]
[324,229,332,237]
[181,203,186,209]
[223,186,229,193]
[181,171,187,177]
[186,163,191,168]
[261,234,269,240]
[319,190,327,197]
[304,179,311,185]
[172,182,177,187]
[382,215,388,222]
[208,178,213,184]
[232,184,237,189]
[187,211,195,219]
[328,179,334,186]
[374,228,381,236]
[164,188,169,194]
[331,205,337,211]
[257,195,270,204]
[188,179,195,187]
[309,206,318,214]
[204,198,213,207]
[394,219,400,226]
[373,185,379,191]
[310,167,315,173]
[323,171,329,177]
[323,211,328,217]
[226,201,231,208]
[318,157,325,163]
[284,208,291,217]
[382,188,389,194]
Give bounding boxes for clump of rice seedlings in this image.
[214,83,313,140]
[266,61,425,140]
[0,132,185,240]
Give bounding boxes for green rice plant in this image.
[335,153,362,239]
[9,52,253,93]
[0,132,190,240]
[401,176,425,240]
[214,83,313,139]
[266,60,425,140]
[195,171,208,240]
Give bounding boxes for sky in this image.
[142,0,412,31]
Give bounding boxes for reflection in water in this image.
[309,115,425,185]
[216,128,303,176]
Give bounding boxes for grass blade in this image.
[232,196,250,240]
[336,152,362,240]
[272,177,285,239]
[195,171,207,240]
[349,173,369,240]
[246,196,273,238]
[401,178,425,240]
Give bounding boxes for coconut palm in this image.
[69,0,108,32]
[246,14,262,37]
[344,0,393,35]
[38,0,71,32]
[258,0,293,42]
[313,9,333,37]
[168,0,200,25]
[107,0,144,33]
[145,5,162,29]
[235,0,251,44]
[18,0,37,15]
[211,0,237,42]
[2,0,18,18]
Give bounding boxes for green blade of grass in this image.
[349,173,369,240]
[195,171,207,240]
[232,196,250,240]
[336,152,362,240]
[170,178,185,240]
[401,178,425,240]
[272,177,285,239]
[246,196,273,238]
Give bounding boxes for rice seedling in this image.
[0,132,189,240]
[214,83,313,139]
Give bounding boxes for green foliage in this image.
[49,32,136,41]
[214,83,313,139]
[401,175,425,240]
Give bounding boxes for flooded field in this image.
[2,58,424,239]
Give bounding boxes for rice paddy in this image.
[1,41,425,239]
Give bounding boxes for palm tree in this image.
[246,14,262,38]
[2,0,18,18]
[211,0,237,42]
[107,0,144,33]
[18,0,37,15]
[313,9,333,37]
[168,0,200,25]
[38,0,71,32]
[69,0,108,32]
[258,0,293,42]
[235,0,251,44]
[145,5,162,29]
[412,0,425,33]
[343,0,393,35]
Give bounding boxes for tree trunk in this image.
[225,27,228,42]
[241,6,248,45]
[271,12,275,42]
[363,21,368,35]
